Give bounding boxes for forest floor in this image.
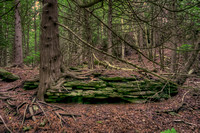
[0,65,200,133]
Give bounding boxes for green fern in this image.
[161,128,177,133]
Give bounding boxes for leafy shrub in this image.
[177,44,192,53]
[24,52,40,65]
[161,128,177,133]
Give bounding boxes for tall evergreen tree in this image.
[37,0,62,101]
[14,0,23,66]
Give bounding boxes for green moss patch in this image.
[0,68,19,82]
[44,77,178,104]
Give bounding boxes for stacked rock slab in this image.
[44,77,178,104]
[23,76,178,103]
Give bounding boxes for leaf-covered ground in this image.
[0,67,199,133]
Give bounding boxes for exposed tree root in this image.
[5,98,81,132]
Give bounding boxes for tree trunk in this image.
[34,9,38,66]
[83,8,93,69]
[170,1,178,73]
[121,18,125,59]
[14,0,23,66]
[37,0,62,101]
[107,0,112,56]
[175,42,200,85]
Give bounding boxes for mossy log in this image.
[0,68,19,82]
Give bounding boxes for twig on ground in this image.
[174,119,197,127]
[17,102,27,114]
[55,111,67,127]
[0,115,13,133]
[38,101,66,111]
[59,113,81,121]
[28,106,36,122]
[38,101,81,120]
[21,104,29,126]
[36,101,51,125]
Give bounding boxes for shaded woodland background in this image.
[0,0,200,132]
[0,0,199,74]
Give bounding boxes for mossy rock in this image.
[69,67,79,70]
[93,73,102,77]
[107,82,139,88]
[23,81,39,90]
[0,68,19,82]
[115,88,141,94]
[99,77,137,82]
[44,76,178,104]
[64,81,106,89]
[129,91,157,96]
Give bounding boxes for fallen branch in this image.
[58,22,174,84]
[93,54,137,71]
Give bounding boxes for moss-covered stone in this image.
[23,81,39,90]
[64,81,106,89]
[41,76,178,104]
[0,68,19,82]
[100,77,137,82]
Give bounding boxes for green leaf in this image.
[96,121,102,124]
[161,128,177,133]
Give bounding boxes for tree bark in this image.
[83,8,93,69]
[107,0,112,56]
[14,0,23,66]
[37,0,62,101]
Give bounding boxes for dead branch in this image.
[17,102,27,114]
[57,22,175,84]
[174,119,197,127]
[28,106,36,122]
[21,104,29,126]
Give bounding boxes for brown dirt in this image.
[0,67,199,133]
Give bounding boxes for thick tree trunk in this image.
[14,0,23,66]
[37,0,62,101]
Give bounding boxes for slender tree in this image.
[107,0,113,56]
[14,0,23,66]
